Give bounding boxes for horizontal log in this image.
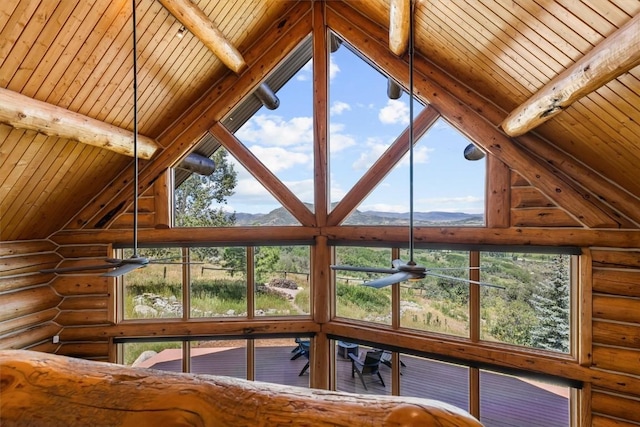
[25,341,60,354]
[59,326,116,343]
[592,389,640,424]
[50,226,640,249]
[0,308,59,337]
[593,295,640,323]
[593,320,640,349]
[55,310,110,327]
[51,276,109,296]
[0,350,482,426]
[0,240,56,257]
[58,296,108,311]
[0,273,54,293]
[510,208,581,227]
[55,342,110,358]
[0,322,60,350]
[56,244,111,259]
[592,414,639,427]
[0,252,61,277]
[593,269,640,298]
[591,250,640,269]
[324,226,640,248]
[592,345,640,376]
[511,187,555,209]
[80,319,320,342]
[0,286,62,323]
[52,227,318,246]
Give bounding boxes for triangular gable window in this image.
[329,33,486,226]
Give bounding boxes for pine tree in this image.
[530,255,570,352]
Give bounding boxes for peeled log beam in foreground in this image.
[0,88,159,159]
[501,13,640,136]
[158,0,246,74]
[0,350,482,427]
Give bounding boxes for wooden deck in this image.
[145,345,569,427]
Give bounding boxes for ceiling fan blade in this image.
[149,260,205,265]
[331,265,398,274]
[40,263,124,274]
[424,272,505,289]
[363,271,418,288]
[102,256,149,277]
[101,262,145,277]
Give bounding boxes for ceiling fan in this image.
[331,1,501,291]
[41,0,164,278]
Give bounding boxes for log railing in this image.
[0,350,482,426]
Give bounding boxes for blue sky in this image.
[227,40,486,216]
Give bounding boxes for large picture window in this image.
[118,245,311,321]
[333,245,577,355]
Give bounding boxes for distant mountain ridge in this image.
[234,206,483,226]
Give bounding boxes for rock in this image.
[134,305,158,317]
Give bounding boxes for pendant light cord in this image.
[132,0,139,258]
[408,0,415,264]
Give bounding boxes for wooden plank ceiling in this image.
[1,0,639,240]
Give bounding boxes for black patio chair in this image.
[291,338,309,360]
[296,340,310,376]
[348,350,385,390]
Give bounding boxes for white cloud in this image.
[351,137,391,170]
[329,57,340,80]
[398,145,434,166]
[284,178,315,204]
[330,123,357,152]
[359,202,408,213]
[297,61,311,81]
[236,114,313,148]
[330,101,351,115]
[378,99,409,125]
[249,145,310,173]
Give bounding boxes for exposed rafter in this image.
[389,0,410,55]
[0,87,158,159]
[158,0,247,74]
[501,13,640,137]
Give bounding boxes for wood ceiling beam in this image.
[158,0,247,74]
[501,13,640,137]
[49,226,640,249]
[0,88,159,159]
[389,0,410,56]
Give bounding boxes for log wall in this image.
[590,249,640,425]
[0,240,112,361]
[0,241,62,351]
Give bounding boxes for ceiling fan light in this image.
[387,78,403,99]
[463,143,485,161]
